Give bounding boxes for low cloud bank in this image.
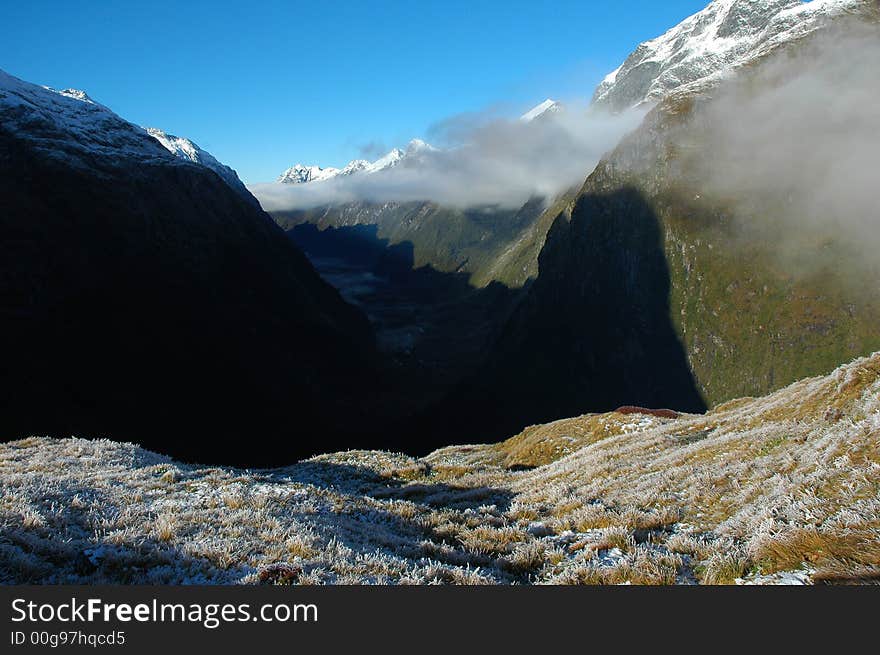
[692,26,880,262]
[249,107,645,211]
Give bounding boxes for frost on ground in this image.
[2,352,879,585]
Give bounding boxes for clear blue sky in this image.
[1,0,708,182]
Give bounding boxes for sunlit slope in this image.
[3,351,878,584]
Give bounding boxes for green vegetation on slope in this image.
[271,192,575,289]
[579,78,880,407]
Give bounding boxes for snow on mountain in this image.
[591,0,867,111]
[145,127,255,203]
[276,101,571,187]
[0,68,172,164]
[363,147,405,174]
[339,159,370,176]
[520,98,562,122]
[278,138,437,184]
[405,138,436,154]
[0,68,255,202]
[277,163,341,184]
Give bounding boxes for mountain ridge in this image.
[0,66,384,464]
[274,98,560,186]
[0,69,255,203]
[277,138,437,185]
[592,0,868,111]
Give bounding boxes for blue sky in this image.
[1,1,708,182]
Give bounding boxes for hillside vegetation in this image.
[272,191,575,290]
[3,352,878,584]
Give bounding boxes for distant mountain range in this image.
[277,138,437,184]
[276,99,560,185]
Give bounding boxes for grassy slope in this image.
[3,351,878,584]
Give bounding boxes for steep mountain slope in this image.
[144,127,256,204]
[4,350,878,584]
[0,69,378,465]
[453,2,880,437]
[592,0,867,111]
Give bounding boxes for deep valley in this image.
[2,0,879,586]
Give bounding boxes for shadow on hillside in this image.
[414,186,707,448]
[285,223,527,455]
[278,460,515,512]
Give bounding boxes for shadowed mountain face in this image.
[0,128,380,465]
[287,222,525,451]
[421,187,706,444]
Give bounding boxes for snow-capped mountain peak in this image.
[340,159,370,176]
[0,68,169,162]
[277,163,341,184]
[278,138,438,184]
[276,99,569,186]
[364,147,405,173]
[591,0,867,111]
[520,98,562,122]
[0,68,254,202]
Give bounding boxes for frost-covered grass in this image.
[2,352,879,585]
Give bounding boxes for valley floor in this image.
[2,352,879,585]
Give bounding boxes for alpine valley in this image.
[2,0,879,585]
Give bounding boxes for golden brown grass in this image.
[2,351,879,584]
